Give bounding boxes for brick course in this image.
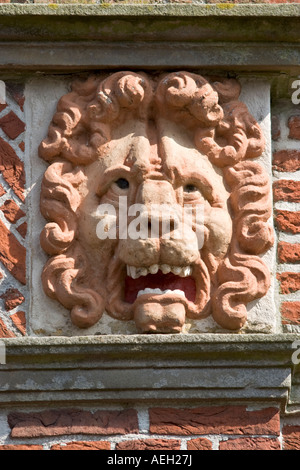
[115,439,181,450]
[282,425,300,450]
[149,406,280,436]
[278,242,300,263]
[50,441,111,450]
[281,302,300,325]
[187,438,213,450]
[273,180,300,203]
[8,409,139,438]
[2,406,285,450]
[273,150,300,173]
[277,272,300,294]
[275,210,300,234]
[219,437,280,450]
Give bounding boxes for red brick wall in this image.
[272,102,300,330]
[0,406,281,450]
[0,406,299,450]
[0,83,26,338]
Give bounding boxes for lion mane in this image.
[39,71,274,331]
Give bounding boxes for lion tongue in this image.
[133,301,186,334]
[124,271,196,304]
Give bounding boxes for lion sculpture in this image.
[39,71,274,333]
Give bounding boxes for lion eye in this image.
[184,184,198,193]
[115,178,129,190]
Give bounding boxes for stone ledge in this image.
[0,4,300,17]
[0,334,298,410]
[0,4,299,71]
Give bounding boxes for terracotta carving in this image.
[39,72,274,333]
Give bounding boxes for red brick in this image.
[282,425,300,450]
[16,222,27,239]
[275,210,300,234]
[50,441,111,451]
[278,242,300,263]
[6,83,25,112]
[187,438,212,450]
[277,272,300,294]
[0,103,7,113]
[116,439,181,451]
[288,116,300,140]
[8,409,139,438]
[219,437,280,450]
[0,199,25,224]
[10,311,26,335]
[273,180,300,203]
[0,288,25,311]
[0,184,5,197]
[149,407,280,436]
[0,111,25,140]
[273,150,300,173]
[0,219,26,285]
[0,445,43,450]
[0,137,25,202]
[271,115,281,141]
[0,317,16,338]
[281,302,300,325]
[18,142,25,152]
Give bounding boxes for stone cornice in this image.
[0,4,300,17]
[0,334,299,411]
[0,4,299,72]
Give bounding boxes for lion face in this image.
[39,71,273,333]
[78,118,232,333]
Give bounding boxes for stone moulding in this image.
[0,334,298,411]
[0,5,299,72]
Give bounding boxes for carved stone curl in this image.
[39,71,274,333]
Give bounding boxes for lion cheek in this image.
[204,209,232,259]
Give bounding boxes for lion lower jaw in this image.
[133,300,186,334]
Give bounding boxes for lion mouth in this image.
[106,257,210,333]
[124,265,196,304]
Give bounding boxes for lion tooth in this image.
[153,288,162,294]
[161,264,171,274]
[173,289,186,298]
[129,266,139,279]
[137,288,163,297]
[185,266,192,276]
[179,266,192,277]
[136,267,148,277]
[149,264,159,275]
[137,288,186,298]
[171,266,182,275]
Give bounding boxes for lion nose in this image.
[137,180,176,206]
[136,180,178,238]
